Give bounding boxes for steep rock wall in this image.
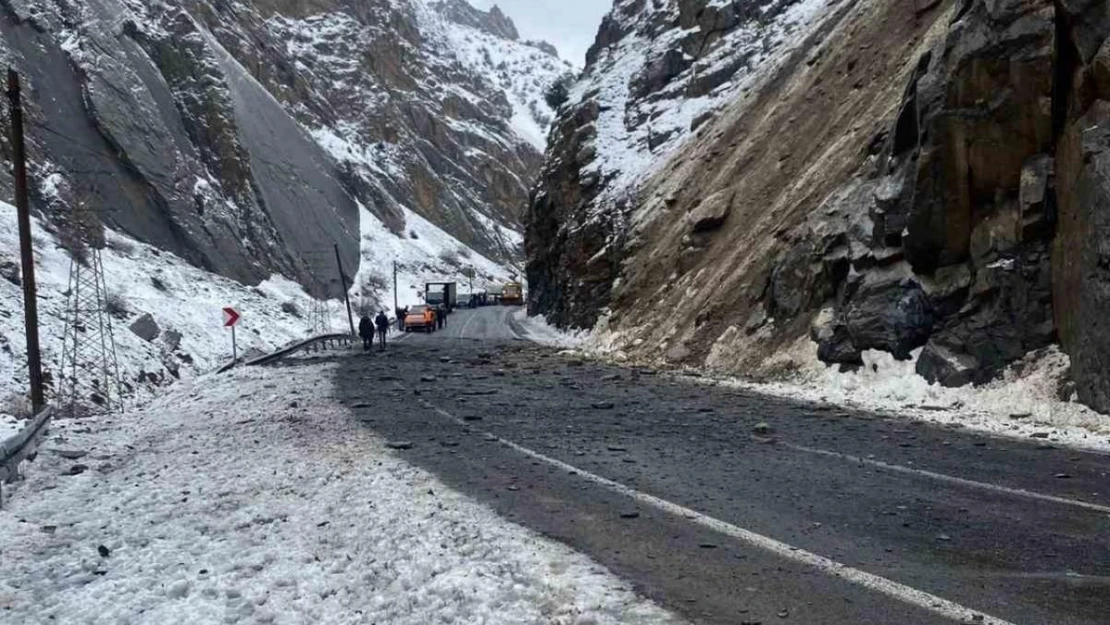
[0,0,567,297]
[530,0,1110,412]
[526,0,832,329]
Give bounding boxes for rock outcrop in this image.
[0,0,567,295]
[526,0,832,329]
[528,0,1110,412]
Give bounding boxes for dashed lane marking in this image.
[421,401,1018,625]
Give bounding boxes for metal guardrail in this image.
[218,333,354,373]
[0,405,53,490]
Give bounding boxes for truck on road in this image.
[502,281,523,306]
[425,282,458,312]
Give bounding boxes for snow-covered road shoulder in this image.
[0,362,682,625]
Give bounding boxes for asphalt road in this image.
[330,307,1110,625]
[394,304,524,342]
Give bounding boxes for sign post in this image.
[223,307,240,363]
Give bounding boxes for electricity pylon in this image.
[57,246,123,416]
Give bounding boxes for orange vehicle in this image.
[404,305,437,332]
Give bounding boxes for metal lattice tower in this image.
[307,297,333,336]
[306,281,333,336]
[57,246,123,416]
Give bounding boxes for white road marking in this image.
[422,401,1018,625]
[782,442,1110,515]
[457,311,479,339]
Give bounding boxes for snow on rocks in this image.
[581,322,1110,452]
[0,362,684,625]
[569,0,833,217]
[717,343,1110,453]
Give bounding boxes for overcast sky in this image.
[470,0,611,66]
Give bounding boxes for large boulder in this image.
[129,314,161,343]
[818,268,935,363]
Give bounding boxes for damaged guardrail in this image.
[0,405,54,503]
[218,333,354,373]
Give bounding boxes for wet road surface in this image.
[326,307,1110,625]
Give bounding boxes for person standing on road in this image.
[358,314,373,351]
[436,305,445,330]
[375,310,390,350]
[396,307,406,332]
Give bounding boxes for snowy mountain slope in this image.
[529,0,1110,417]
[526,0,834,329]
[256,0,574,261]
[0,0,563,413]
[570,0,829,210]
[420,0,571,149]
[0,0,565,290]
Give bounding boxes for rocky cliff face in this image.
[0,0,566,295]
[526,0,832,329]
[528,0,1110,413]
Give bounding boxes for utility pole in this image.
[333,244,356,336]
[392,260,398,314]
[8,69,44,412]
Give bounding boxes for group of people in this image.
[360,304,452,350]
[358,311,391,351]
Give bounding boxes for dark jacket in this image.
[375,312,390,331]
[358,316,373,338]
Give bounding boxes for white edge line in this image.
[423,402,1018,625]
[783,442,1110,515]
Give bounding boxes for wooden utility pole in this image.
[8,69,44,412]
[392,260,398,314]
[333,244,356,336]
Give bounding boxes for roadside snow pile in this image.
[0,362,684,625]
[581,318,1110,450]
[511,309,589,348]
[0,413,20,441]
[724,340,1110,452]
[0,201,340,413]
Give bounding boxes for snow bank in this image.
[0,413,20,441]
[511,309,589,348]
[0,362,683,625]
[724,341,1110,452]
[582,319,1110,451]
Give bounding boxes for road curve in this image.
[332,316,1110,625]
[395,306,525,342]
